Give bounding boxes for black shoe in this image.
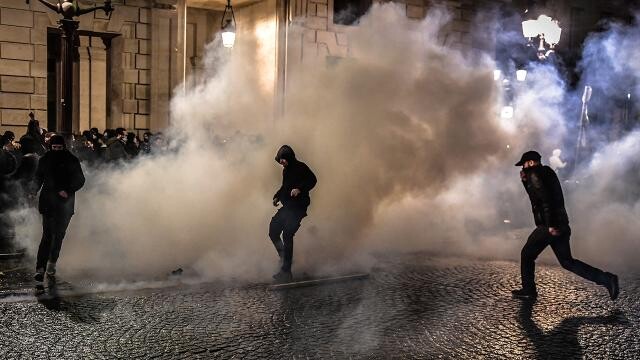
[34,272,44,282]
[272,271,293,283]
[605,273,619,301]
[46,273,56,282]
[511,288,537,300]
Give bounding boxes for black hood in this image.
[275,145,296,163]
[49,135,67,150]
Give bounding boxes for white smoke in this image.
[8,5,640,284]
[549,149,567,171]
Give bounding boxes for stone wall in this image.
[285,0,502,70]
[0,0,44,136]
[0,0,163,134]
[0,0,221,135]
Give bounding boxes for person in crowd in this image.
[103,129,116,143]
[269,145,317,282]
[151,132,167,154]
[1,131,18,151]
[31,135,85,281]
[125,132,139,158]
[105,128,129,162]
[512,150,619,301]
[90,128,100,140]
[44,132,55,148]
[140,132,153,155]
[19,117,46,156]
[74,131,97,164]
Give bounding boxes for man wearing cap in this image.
[512,150,619,300]
[32,135,85,282]
[269,145,317,282]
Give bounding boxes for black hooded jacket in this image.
[273,145,317,214]
[33,148,85,215]
[521,164,569,228]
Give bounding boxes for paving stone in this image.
[0,255,637,359]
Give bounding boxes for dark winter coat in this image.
[273,145,317,215]
[105,138,128,162]
[19,135,46,156]
[521,164,569,228]
[33,150,85,215]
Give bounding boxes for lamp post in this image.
[573,85,592,172]
[26,0,114,134]
[221,0,236,48]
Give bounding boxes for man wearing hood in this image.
[512,150,619,300]
[32,135,85,281]
[270,145,317,282]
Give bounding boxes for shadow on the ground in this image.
[35,280,117,324]
[517,299,628,359]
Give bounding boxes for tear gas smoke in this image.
[8,5,640,284]
[548,149,567,171]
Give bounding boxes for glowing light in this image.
[521,19,539,38]
[222,31,236,48]
[521,14,562,47]
[516,69,527,82]
[493,69,501,81]
[628,93,632,100]
[220,0,236,48]
[537,15,562,45]
[501,106,514,119]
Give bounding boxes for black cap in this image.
[515,150,541,166]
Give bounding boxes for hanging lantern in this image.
[221,0,236,48]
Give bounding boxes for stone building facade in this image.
[0,0,633,135]
[0,0,221,136]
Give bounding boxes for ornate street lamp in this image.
[25,0,114,133]
[522,13,561,60]
[221,0,236,48]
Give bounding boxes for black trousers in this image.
[269,207,305,272]
[36,212,72,271]
[521,226,608,291]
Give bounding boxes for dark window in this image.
[333,0,372,26]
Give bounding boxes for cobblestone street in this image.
[1,254,638,359]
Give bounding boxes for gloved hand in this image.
[273,197,280,207]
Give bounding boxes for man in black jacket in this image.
[32,135,85,281]
[269,145,317,282]
[105,128,129,162]
[512,150,619,300]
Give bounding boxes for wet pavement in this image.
[0,253,638,359]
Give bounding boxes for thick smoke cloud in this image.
[9,5,640,284]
